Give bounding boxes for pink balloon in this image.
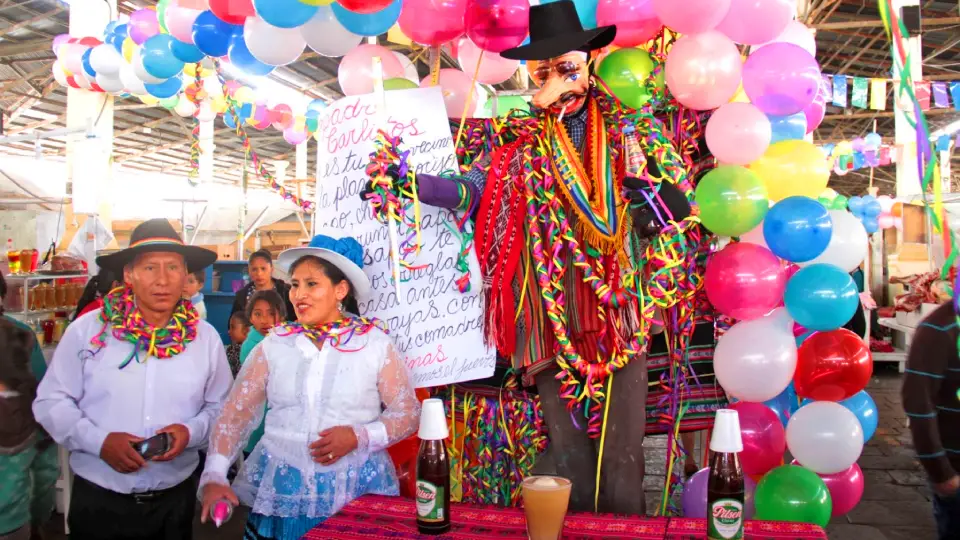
[457,37,519,85]
[283,126,308,145]
[878,214,896,229]
[167,6,204,44]
[716,0,793,45]
[420,68,478,118]
[399,0,468,46]
[271,104,294,130]
[803,76,828,134]
[792,461,864,517]
[792,321,807,338]
[338,44,405,96]
[743,43,821,116]
[465,0,529,53]
[652,0,730,34]
[705,103,771,165]
[705,242,786,320]
[597,0,661,47]
[730,402,786,476]
[665,31,742,111]
[129,8,160,45]
[753,20,816,57]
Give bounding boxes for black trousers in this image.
[533,355,648,516]
[68,475,196,540]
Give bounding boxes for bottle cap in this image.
[709,409,744,453]
[211,500,232,528]
[418,398,450,441]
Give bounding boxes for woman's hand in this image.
[859,292,877,310]
[200,483,239,524]
[308,426,358,466]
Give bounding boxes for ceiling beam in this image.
[812,16,960,30]
[0,38,54,57]
[0,7,64,38]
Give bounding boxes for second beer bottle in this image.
[416,398,451,534]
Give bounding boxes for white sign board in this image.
[314,87,496,388]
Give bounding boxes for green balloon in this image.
[755,465,832,527]
[596,48,664,110]
[383,78,418,91]
[159,95,179,110]
[833,194,849,210]
[477,95,530,118]
[694,165,769,237]
[157,0,171,33]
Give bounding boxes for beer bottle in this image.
[417,399,451,534]
[707,409,745,540]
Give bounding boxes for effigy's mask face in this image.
[531,51,590,115]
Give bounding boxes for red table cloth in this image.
[301,495,827,539]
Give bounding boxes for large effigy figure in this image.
[364,0,701,515]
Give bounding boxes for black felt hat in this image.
[96,218,217,273]
[500,1,616,61]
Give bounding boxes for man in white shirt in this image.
[33,219,234,540]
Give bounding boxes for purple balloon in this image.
[743,43,821,116]
[803,77,828,134]
[52,34,71,53]
[682,467,757,519]
[129,8,160,45]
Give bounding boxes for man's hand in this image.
[934,476,960,497]
[100,432,146,473]
[308,426,358,466]
[153,424,190,462]
[200,483,239,524]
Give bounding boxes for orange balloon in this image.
[891,202,904,217]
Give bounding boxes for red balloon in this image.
[338,0,395,15]
[209,0,254,25]
[795,329,872,401]
[730,401,786,476]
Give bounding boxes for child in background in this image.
[239,290,286,457]
[183,270,207,319]
[226,312,250,378]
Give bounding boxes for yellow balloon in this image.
[139,95,160,106]
[211,95,227,113]
[387,23,411,46]
[749,140,829,202]
[233,86,256,103]
[122,38,136,63]
[184,63,198,77]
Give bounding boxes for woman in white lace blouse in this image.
[198,235,421,540]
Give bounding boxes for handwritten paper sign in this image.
[313,86,495,388]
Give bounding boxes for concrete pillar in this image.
[61,0,116,269]
[198,118,214,184]
[295,140,308,179]
[893,0,922,199]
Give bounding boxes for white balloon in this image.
[787,401,864,474]
[52,60,69,87]
[300,5,362,58]
[196,100,216,122]
[174,97,198,117]
[714,314,797,402]
[133,53,166,84]
[74,71,93,90]
[96,73,125,93]
[202,75,223,98]
[244,16,306,67]
[119,63,147,95]
[89,44,123,77]
[62,44,88,75]
[739,220,768,249]
[393,51,419,84]
[799,210,868,273]
[752,20,816,57]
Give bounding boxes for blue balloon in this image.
[141,34,185,79]
[768,113,807,144]
[114,23,129,40]
[763,196,833,263]
[307,99,327,113]
[784,264,859,331]
[802,390,878,442]
[765,382,800,428]
[864,132,882,149]
[81,48,97,77]
[171,38,206,63]
[227,35,274,77]
[253,0,318,28]
[863,217,879,234]
[192,10,241,58]
[104,21,119,38]
[332,0,401,37]
[847,195,864,214]
[863,200,882,218]
[222,111,237,129]
[144,75,183,99]
[541,0,597,28]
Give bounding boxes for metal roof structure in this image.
[0,0,956,207]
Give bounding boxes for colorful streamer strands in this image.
[88,286,199,369]
[274,317,389,351]
[362,131,474,293]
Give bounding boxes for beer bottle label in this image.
[416,480,445,522]
[708,498,744,539]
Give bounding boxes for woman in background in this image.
[199,235,419,540]
[230,250,296,322]
[73,267,122,320]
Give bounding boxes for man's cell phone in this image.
[132,433,171,459]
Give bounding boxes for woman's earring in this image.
[337,300,344,313]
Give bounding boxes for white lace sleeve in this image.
[352,343,421,453]
[199,343,268,489]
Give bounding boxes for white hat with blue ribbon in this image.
[277,235,370,301]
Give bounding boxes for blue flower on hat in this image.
[307,235,364,269]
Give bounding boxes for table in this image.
[303,495,827,539]
[877,317,912,373]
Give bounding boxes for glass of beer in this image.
[521,475,571,540]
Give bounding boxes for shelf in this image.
[6,308,71,317]
[204,291,237,297]
[4,273,87,281]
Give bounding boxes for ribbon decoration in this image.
[274,317,388,351]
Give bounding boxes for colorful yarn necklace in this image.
[90,286,199,370]
[275,316,388,351]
